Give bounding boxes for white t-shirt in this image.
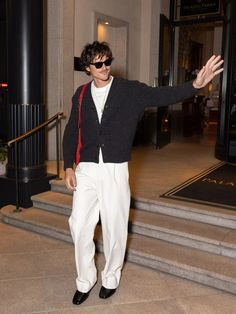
[91,77,113,123]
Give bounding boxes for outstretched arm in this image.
[193,55,224,89]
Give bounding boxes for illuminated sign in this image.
[180,0,220,17]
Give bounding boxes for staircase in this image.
[2,179,236,294]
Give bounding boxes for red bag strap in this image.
[75,83,88,165]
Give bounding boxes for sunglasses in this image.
[90,58,113,69]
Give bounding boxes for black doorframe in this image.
[215,0,236,162]
[158,14,174,87]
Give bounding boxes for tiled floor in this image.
[1,135,236,313]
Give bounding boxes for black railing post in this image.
[56,119,60,179]
[14,142,21,212]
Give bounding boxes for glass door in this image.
[156,14,173,148]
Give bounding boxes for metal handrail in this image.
[7,111,64,211]
[7,112,64,146]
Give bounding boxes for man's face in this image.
[86,55,112,83]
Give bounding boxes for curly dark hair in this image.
[80,41,113,75]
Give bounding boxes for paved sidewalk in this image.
[1,215,236,314]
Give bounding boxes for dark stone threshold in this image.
[0,174,57,209]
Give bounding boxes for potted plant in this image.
[0,140,8,175]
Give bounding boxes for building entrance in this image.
[173,21,223,141]
[164,0,226,152]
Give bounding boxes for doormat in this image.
[161,162,236,210]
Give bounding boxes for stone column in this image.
[0,0,56,208]
[7,0,46,180]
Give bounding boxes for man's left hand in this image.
[193,55,224,89]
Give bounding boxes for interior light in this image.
[105,22,109,25]
[208,82,212,93]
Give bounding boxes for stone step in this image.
[1,206,72,243]
[132,196,236,229]
[31,191,236,258]
[31,191,72,216]
[2,204,236,295]
[130,209,236,259]
[51,179,236,230]
[126,233,236,295]
[50,179,72,195]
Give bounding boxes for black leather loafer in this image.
[99,286,116,299]
[72,289,91,305]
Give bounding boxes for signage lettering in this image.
[180,0,220,17]
[202,177,236,188]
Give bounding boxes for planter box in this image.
[0,161,7,175]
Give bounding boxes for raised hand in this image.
[193,55,224,89]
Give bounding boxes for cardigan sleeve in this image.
[133,80,198,110]
[62,88,80,170]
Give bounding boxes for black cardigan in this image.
[63,77,197,169]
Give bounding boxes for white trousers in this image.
[69,161,131,293]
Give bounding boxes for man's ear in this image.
[85,66,90,73]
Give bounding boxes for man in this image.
[63,41,223,305]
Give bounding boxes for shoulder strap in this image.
[75,83,88,165]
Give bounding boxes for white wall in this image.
[97,23,128,78]
[139,0,162,85]
[47,0,75,160]
[139,0,152,84]
[150,0,162,85]
[161,0,170,17]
